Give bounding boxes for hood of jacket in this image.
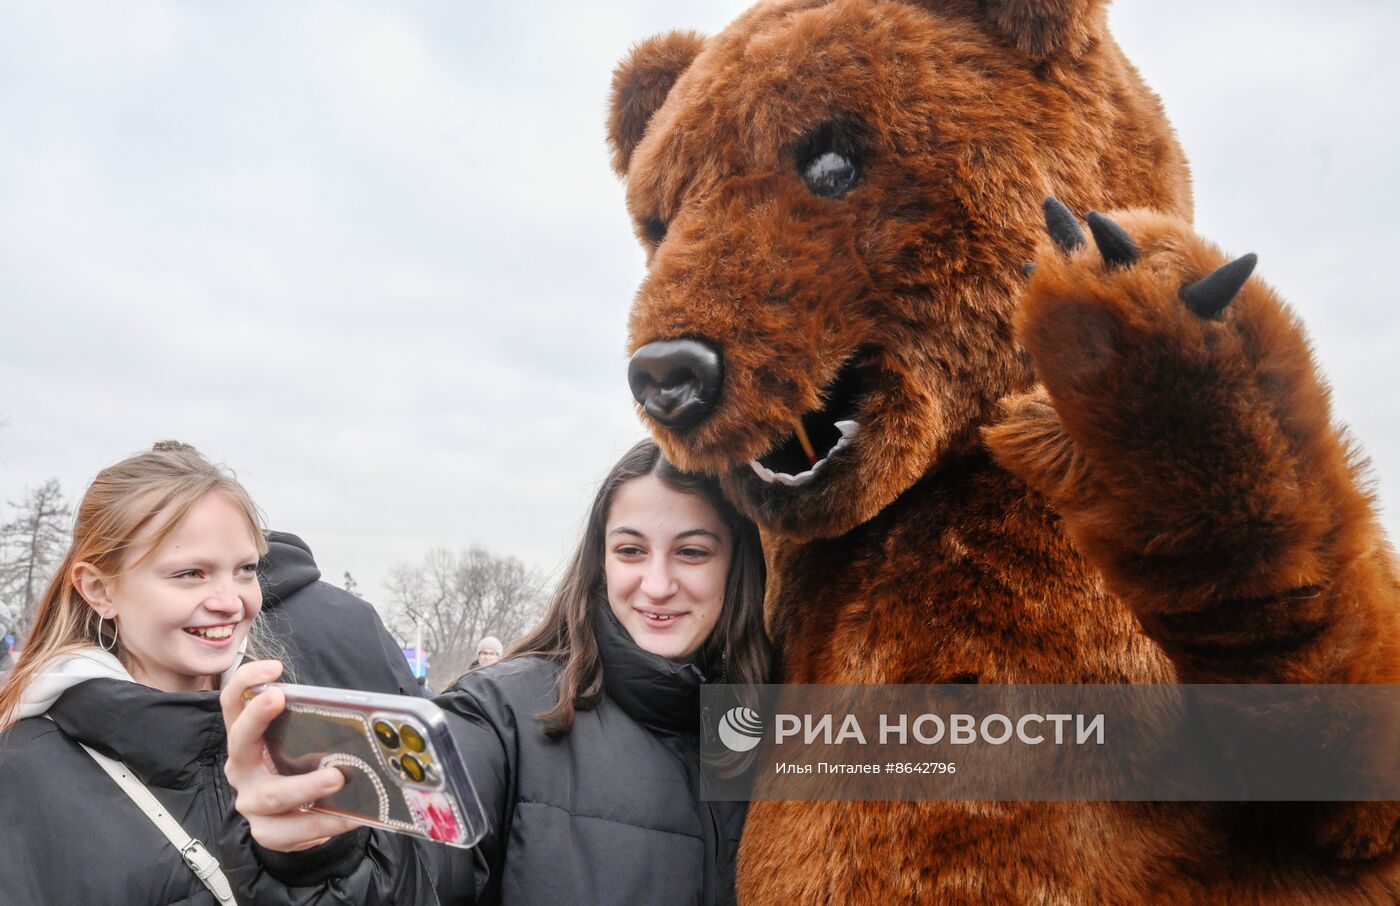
[260,530,321,608]
[14,647,131,720]
[15,646,242,720]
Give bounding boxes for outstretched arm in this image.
[217,660,477,904]
[987,202,1400,863]
[989,199,1400,685]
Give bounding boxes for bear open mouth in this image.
[749,354,872,487]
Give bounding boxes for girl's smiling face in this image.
[603,474,733,663]
[76,489,262,692]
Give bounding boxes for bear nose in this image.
[627,338,723,430]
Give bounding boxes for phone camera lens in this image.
[399,724,426,753]
[401,754,426,783]
[373,720,400,749]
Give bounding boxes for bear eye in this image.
[803,152,858,198]
[796,118,865,199]
[641,216,668,244]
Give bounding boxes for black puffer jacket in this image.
[0,680,234,905]
[0,531,417,906]
[220,603,747,906]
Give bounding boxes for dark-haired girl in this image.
[220,439,773,905]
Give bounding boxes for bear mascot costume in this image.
[608,0,1400,902]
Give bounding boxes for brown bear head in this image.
[611,0,1191,540]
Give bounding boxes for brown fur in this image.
[608,0,1400,901]
[608,30,708,177]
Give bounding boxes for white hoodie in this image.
[14,643,246,721]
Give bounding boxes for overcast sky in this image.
[2,1,1396,620]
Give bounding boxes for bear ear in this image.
[966,0,1108,60]
[607,30,706,178]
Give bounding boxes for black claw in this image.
[1021,261,1036,276]
[1043,197,1085,253]
[1180,253,1258,319]
[1085,212,1139,268]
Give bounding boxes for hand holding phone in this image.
[244,681,486,848]
[221,660,360,853]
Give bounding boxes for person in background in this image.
[219,439,773,905]
[0,442,418,905]
[447,634,506,689]
[258,530,418,697]
[474,635,503,669]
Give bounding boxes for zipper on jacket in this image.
[209,748,232,834]
[701,706,715,744]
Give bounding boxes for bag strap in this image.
[79,742,235,904]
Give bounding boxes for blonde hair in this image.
[0,441,270,729]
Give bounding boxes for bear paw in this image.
[990,198,1363,610]
[1020,197,1272,425]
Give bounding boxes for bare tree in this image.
[385,546,545,689]
[0,479,73,643]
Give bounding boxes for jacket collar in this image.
[46,677,225,787]
[593,598,707,736]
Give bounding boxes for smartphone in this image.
[248,682,487,848]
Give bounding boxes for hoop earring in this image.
[99,616,119,652]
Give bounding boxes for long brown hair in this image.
[0,442,269,729]
[510,439,771,736]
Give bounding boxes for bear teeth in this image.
[749,420,859,486]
